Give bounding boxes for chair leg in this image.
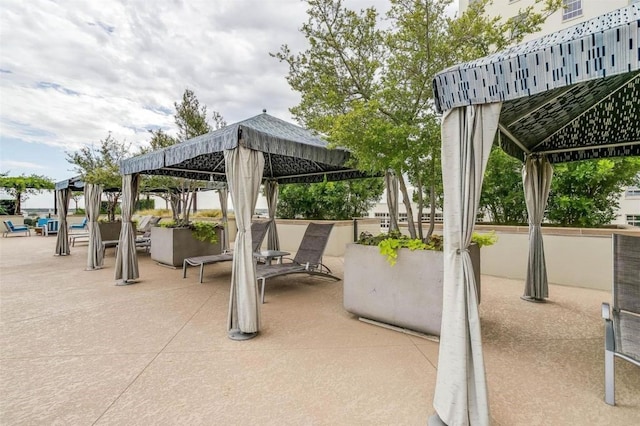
[199,264,204,284]
[605,349,615,405]
[182,260,188,279]
[259,277,266,303]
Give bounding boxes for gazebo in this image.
[430,5,639,425]
[119,112,372,339]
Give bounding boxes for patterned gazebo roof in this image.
[120,112,371,184]
[432,4,639,162]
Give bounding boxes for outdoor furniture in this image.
[183,220,271,283]
[70,217,88,230]
[602,233,640,405]
[2,220,30,237]
[256,222,340,303]
[69,232,90,247]
[254,250,290,266]
[44,219,59,236]
[35,218,50,236]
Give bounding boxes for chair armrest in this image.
[602,303,611,320]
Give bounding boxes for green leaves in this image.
[277,178,384,220]
[0,173,55,214]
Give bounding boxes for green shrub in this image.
[357,230,497,266]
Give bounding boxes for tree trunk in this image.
[426,184,436,241]
[15,192,22,215]
[397,174,416,239]
[416,180,424,240]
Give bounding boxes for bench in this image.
[601,233,640,405]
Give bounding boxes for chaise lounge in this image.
[2,220,31,237]
[256,222,340,303]
[602,233,640,405]
[182,219,272,283]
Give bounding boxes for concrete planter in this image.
[343,243,480,336]
[150,226,222,267]
[99,222,122,241]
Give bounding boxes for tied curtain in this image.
[522,155,554,301]
[54,188,71,256]
[115,173,140,284]
[225,145,265,338]
[385,170,399,232]
[218,186,230,252]
[85,183,104,270]
[264,180,280,250]
[432,103,502,426]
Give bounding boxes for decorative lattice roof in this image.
[432,4,639,162]
[120,113,373,183]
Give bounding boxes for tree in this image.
[479,146,528,224]
[0,172,54,214]
[139,89,226,225]
[66,133,130,221]
[70,191,83,212]
[547,158,640,227]
[274,0,561,239]
[277,178,384,220]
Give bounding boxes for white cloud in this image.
[0,0,392,166]
[1,160,47,170]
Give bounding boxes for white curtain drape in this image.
[218,186,230,252]
[385,170,399,232]
[115,173,140,284]
[433,103,502,426]
[225,145,265,339]
[264,179,280,250]
[522,155,553,301]
[54,188,71,256]
[85,183,104,270]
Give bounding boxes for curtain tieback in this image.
[456,248,469,254]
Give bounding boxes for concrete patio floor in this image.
[1,235,638,425]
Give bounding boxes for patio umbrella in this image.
[225,145,265,340]
[54,188,71,256]
[264,179,280,250]
[85,183,104,270]
[218,186,230,252]
[522,155,553,301]
[115,173,140,284]
[385,170,399,232]
[432,103,502,426]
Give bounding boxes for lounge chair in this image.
[70,217,88,231]
[2,220,31,237]
[183,219,272,283]
[602,233,640,405]
[44,219,59,236]
[256,222,340,303]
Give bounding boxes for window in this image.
[627,215,640,227]
[626,187,640,197]
[562,0,582,21]
[375,212,390,228]
[420,213,443,223]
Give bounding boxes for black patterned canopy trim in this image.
[137,150,376,184]
[433,4,639,112]
[120,112,354,178]
[55,175,84,191]
[498,71,640,163]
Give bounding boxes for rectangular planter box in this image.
[343,243,480,336]
[99,222,122,241]
[150,226,223,267]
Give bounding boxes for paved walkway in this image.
[1,236,638,425]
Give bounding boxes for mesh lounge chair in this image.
[183,219,272,283]
[257,222,340,303]
[2,220,31,237]
[602,233,640,405]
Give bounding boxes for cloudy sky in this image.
[1,0,398,190]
